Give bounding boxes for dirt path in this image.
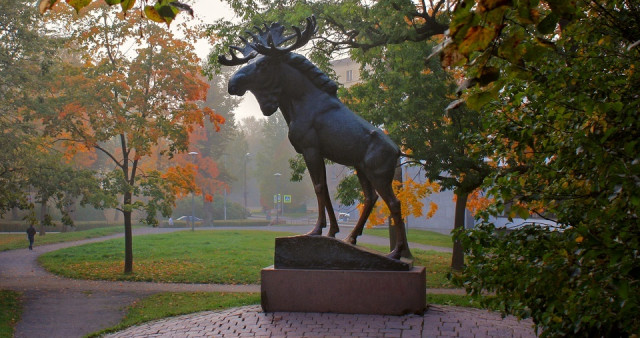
[0,226,457,337]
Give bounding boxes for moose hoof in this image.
[327,228,339,238]
[343,236,357,245]
[386,249,402,260]
[305,227,323,236]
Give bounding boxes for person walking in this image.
[26,224,36,250]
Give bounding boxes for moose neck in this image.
[277,62,338,126]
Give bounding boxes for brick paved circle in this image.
[104,305,537,337]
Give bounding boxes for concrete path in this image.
[0,226,535,337]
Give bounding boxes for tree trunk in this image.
[388,163,402,251]
[123,191,133,274]
[39,200,47,236]
[451,191,469,271]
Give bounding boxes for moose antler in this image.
[251,16,317,56]
[218,37,258,66]
[218,15,317,66]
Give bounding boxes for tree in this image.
[247,114,313,214]
[39,0,193,27]
[26,149,104,234]
[443,1,640,335]
[38,5,223,273]
[342,39,490,270]
[206,0,452,75]
[0,1,53,215]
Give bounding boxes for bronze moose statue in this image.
[218,16,411,259]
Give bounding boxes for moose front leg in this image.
[302,148,339,237]
[345,169,377,245]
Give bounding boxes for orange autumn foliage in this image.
[162,164,199,198]
[360,175,440,227]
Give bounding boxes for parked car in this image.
[177,216,203,222]
[338,212,350,222]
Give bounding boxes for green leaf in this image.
[104,0,122,5]
[466,90,495,110]
[477,66,500,86]
[120,0,135,12]
[66,0,92,13]
[144,6,165,23]
[157,4,178,19]
[537,12,559,35]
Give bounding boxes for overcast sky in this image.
[176,0,263,121]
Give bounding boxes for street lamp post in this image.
[189,151,198,231]
[274,172,281,224]
[222,154,227,221]
[244,153,251,212]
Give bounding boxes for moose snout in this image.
[228,74,247,96]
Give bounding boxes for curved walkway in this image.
[105,305,536,338]
[0,226,535,337]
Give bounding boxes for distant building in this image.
[330,57,361,88]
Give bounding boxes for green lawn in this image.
[0,226,126,252]
[360,243,454,288]
[0,290,21,338]
[39,230,455,288]
[88,292,260,337]
[362,227,453,248]
[39,230,295,284]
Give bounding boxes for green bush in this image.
[457,222,639,336]
[171,195,249,220]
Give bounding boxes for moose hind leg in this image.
[375,181,411,260]
[345,170,377,245]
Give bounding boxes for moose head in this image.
[218,16,320,116]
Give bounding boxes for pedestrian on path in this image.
[26,224,36,250]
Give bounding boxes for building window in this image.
[346,70,353,82]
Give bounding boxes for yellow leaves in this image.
[464,188,494,216]
[361,176,441,227]
[575,236,584,243]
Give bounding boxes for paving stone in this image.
[102,304,536,337]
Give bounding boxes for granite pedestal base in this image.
[261,266,426,315]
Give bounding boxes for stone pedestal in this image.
[261,235,426,315]
[261,266,426,315]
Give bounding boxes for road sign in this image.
[284,195,292,203]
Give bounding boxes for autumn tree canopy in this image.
[37,4,223,273]
[39,0,193,27]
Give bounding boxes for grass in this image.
[0,290,21,338]
[87,292,260,337]
[39,230,295,284]
[0,226,126,252]
[362,227,453,248]
[39,230,456,288]
[428,294,489,309]
[360,243,454,288]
